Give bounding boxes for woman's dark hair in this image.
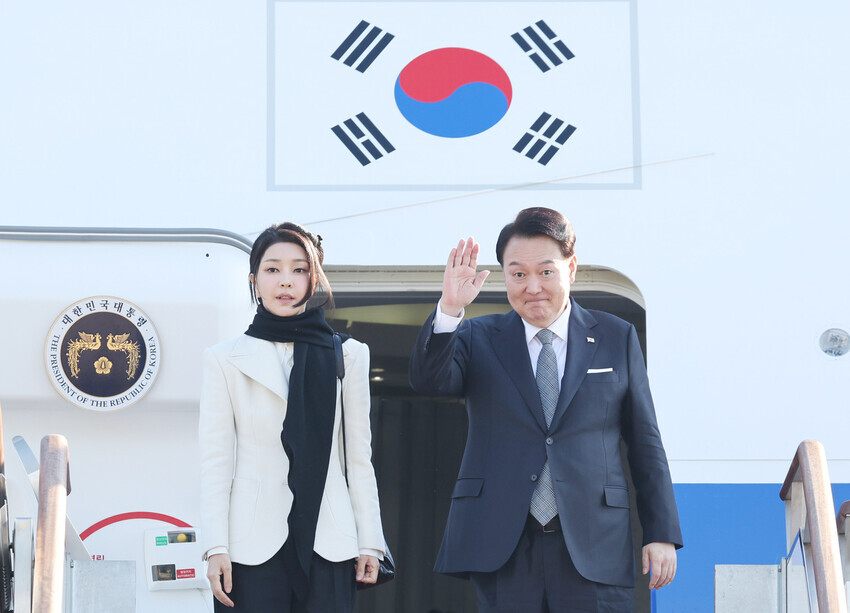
[495,207,576,265]
[248,222,333,308]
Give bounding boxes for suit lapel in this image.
[551,299,599,431]
[227,335,288,401]
[490,311,548,432]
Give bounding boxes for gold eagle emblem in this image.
[66,332,101,378]
[107,333,141,380]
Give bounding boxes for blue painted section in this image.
[394,79,509,138]
[653,483,850,613]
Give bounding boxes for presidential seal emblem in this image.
[45,297,161,411]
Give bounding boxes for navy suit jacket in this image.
[408,298,682,587]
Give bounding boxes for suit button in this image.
[546,437,554,445]
[530,474,538,482]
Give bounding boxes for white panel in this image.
[715,565,779,613]
[670,460,850,486]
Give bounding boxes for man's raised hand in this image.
[440,237,490,317]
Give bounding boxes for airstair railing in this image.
[32,435,70,613]
[838,501,850,536]
[838,501,850,602]
[780,440,847,612]
[0,402,11,613]
[0,226,253,253]
[0,400,5,475]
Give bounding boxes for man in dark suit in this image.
[409,207,682,612]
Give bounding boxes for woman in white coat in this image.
[200,222,385,611]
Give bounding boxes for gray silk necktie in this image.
[530,328,559,524]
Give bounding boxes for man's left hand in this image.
[642,542,677,589]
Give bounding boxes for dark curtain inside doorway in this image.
[354,397,478,613]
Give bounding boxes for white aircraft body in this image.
[1,1,849,611]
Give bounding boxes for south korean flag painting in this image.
[269,0,639,190]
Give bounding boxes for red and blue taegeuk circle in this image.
[394,48,512,138]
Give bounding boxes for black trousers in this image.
[470,516,633,613]
[214,545,356,613]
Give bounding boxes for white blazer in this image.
[199,334,384,565]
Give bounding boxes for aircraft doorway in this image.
[326,266,650,613]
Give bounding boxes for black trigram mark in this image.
[331,20,395,73]
[513,112,576,166]
[331,113,395,166]
[511,20,574,73]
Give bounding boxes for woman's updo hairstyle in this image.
[248,222,333,309]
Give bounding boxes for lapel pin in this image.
[587,337,595,343]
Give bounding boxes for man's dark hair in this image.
[495,207,576,265]
[248,222,332,308]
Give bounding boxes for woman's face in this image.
[251,241,311,317]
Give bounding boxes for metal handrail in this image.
[779,440,847,612]
[837,501,850,535]
[0,401,5,475]
[0,226,253,253]
[32,435,71,613]
[839,501,850,602]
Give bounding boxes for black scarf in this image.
[245,305,336,602]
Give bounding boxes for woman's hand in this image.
[206,553,235,607]
[355,554,380,585]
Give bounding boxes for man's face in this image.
[502,235,576,328]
